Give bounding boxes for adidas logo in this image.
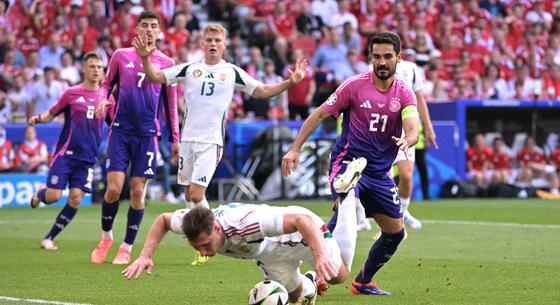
[125,61,135,68]
[197,176,207,183]
[128,225,139,231]
[76,96,85,103]
[84,182,92,189]
[102,216,112,220]
[205,73,215,79]
[144,168,155,175]
[360,100,372,109]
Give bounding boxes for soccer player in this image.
[390,57,438,230]
[28,52,113,251]
[90,11,180,265]
[122,203,354,305]
[282,32,419,296]
[131,23,308,265]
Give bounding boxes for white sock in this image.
[186,201,195,209]
[332,189,357,271]
[121,242,132,251]
[356,201,367,224]
[551,188,559,194]
[300,274,316,299]
[400,196,411,212]
[102,230,113,240]
[194,198,209,209]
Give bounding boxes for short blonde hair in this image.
[203,23,228,39]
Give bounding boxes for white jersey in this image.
[395,60,425,93]
[163,60,262,146]
[170,203,328,260]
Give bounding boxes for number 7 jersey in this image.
[163,59,262,146]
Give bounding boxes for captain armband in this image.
[401,105,419,121]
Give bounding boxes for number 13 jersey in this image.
[163,59,262,146]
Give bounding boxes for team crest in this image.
[325,93,337,106]
[219,73,227,81]
[389,97,401,112]
[50,175,59,185]
[193,69,203,78]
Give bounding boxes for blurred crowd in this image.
[2,0,560,125]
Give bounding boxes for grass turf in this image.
[0,199,559,305]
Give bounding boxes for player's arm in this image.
[281,107,331,176]
[28,110,56,125]
[95,51,119,118]
[282,213,338,281]
[252,58,308,99]
[132,35,167,84]
[122,213,174,279]
[29,90,70,125]
[415,90,438,149]
[392,105,419,154]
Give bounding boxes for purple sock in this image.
[44,204,78,240]
[124,207,144,245]
[327,208,338,232]
[38,188,48,204]
[101,199,119,232]
[354,229,405,283]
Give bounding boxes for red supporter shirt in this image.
[491,150,512,170]
[516,148,545,166]
[0,140,18,171]
[549,149,560,169]
[467,146,493,171]
[283,65,314,106]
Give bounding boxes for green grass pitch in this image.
[1,199,559,305]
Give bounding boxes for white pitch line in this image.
[422,219,560,229]
[0,296,92,305]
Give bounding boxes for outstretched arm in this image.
[282,107,331,176]
[132,36,167,84]
[252,58,308,99]
[415,90,438,149]
[28,110,55,125]
[122,213,174,279]
[283,213,338,282]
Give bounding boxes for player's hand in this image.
[392,136,411,159]
[95,99,110,118]
[132,35,156,59]
[281,149,300,177]
[122,256,154,279]
[287,58,308,85]
[314,253,338,283]
[28,115,40,125]
[171,142,180,165]
[426,128,439,149]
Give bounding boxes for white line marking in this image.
[0,296,93,305]
[422,219,560,229]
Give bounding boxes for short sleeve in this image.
[255,207,285,237]
[163,62,191,85]
[411,64,425,92]
[320,80,352,119]
[232,65,262,95]
[401,85,417,108]
[48,91,71,116]
[170,209,190,234]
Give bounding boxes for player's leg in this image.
[396,149,422,230]
[351,177,404,296]
[187,143,222,208]
[42,188,85,250]
[30,156,69,208]
[178,141,195,208]
[111,136,158,265]
[415,148,430,200]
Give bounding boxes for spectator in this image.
[508,64,540,99]
[541,64,560,99]
[283,48,315,120]
[268,1,296,40]
[167,11,191,50]
[94,35,113,68]
[479,63,509,99]
[330,0,358,31]
[341,21,360,51]
[262,59,287,120]
[310,27,348,82]
[0,89,10,123]
[357,0,377,38]
[294,0,323,38]
[516,136,559,194]
[16,125,48,173]
[29,67,64,116]
[39,34,64,69]
[310,0,338,28]
[184,35,204,63]
[59,51,81,86]
[176,0,200,34]
[490,137,512,184]
[526,1,553,31]
[480,0,505,18]
[16,25,40,58]
[335,48,368,84]
[88,0,111,35]
[467,133,493,187]
[24,51,44,79]
[7,75,32,123]
[0,125,18,172]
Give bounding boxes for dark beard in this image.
[374,66,395,80]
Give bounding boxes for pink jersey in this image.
[101,48,179,142]
[49,84,114,163]
[322,71,417,175]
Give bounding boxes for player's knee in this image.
[105,184,122,201]
[329,266,349,284]
[46,189,63,203]
[129,185,145,200]
[68,196,82,208]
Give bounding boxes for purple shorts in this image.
[329,155,402,219]
[47,156,95,193]
[106,130,158,178]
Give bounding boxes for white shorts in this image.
[255,236,342,293]
[177,141,223,187]
[393,146,416,164]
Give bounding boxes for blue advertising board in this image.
[0,174,92,208]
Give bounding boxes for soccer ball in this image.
[247,280,289,305]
